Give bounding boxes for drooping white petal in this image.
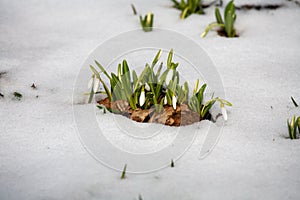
[145,83,150,91]
[164,96,168,105]
[139,90,145,106]
[88,76,94,89]
[172,95,177,110]
[93,78,100,93]
[221,106,228,121]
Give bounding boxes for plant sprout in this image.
[188,79,232,120]
[287,116,300,139]
[171,159,175,167]
[171,0,205,19]
[139,12,154,32]
[13,92,22,100]
[291,96,298,107]
[88,49,232,123]
[201,0,237,38]
[121,164,127,179]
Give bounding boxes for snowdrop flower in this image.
[139,88,145,106]
[221,104,228,121]
[164,95,168,105]
[145,83,150,91]
[172,95,177,110]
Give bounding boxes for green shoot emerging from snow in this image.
[139,12,154,32]
[188,79,232,119]
[171,0,204,19]
[291,96,298,107]
[202,0,237,38]
[287,116,300,139]
[88,49,232,122]
[13,92,22,100]
[121,164,127,179]
[171,159,175,167]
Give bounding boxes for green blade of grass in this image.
[291,96,298,107]
[95,60,111,80]
[151,49,162,68]
[215,7,223,24]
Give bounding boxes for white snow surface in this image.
[1,0,300,199]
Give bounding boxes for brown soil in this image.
[98,97,211,127]
[236,4,283,10]
[217,29,239,38]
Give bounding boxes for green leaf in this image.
[151,49,162,68]
[196,83,207,105]
[90,65,100,79]
[201,22,224,38]
[118,63,122,80]
[88,86,94,103]
[167,49,174,68]
[132,70,138,87]
[291,96,298,107]
[224,0,234,17]
[122,60,132,91]
[188,95,200,113]
[224,0,236,37]
[181,7,189,19]
[134,66,149,91]
[156,62,163,77]
[193,79,199,94]
[95,60,111,80]
[121,164,127,179]
[287,119,293,139]
[201,99,216,118]
[215,7,223,24]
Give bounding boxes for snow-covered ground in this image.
[1,0,300,199]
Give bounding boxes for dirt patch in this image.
[98,97,211,127]
[236,4,283,11]
[217,29,239,38]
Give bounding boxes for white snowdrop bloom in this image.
[93,78,100,93]
[172,95,177,110]
[164,96,168,105]
[165,70,173,84]
[139,89,145,106]
[145,83,150,91]
[88,75,94,89]
[221,104,228,121]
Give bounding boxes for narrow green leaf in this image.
[197,83,207,105]
[151,49,162,68]
[181,7,189,19]
[132,70,138,87]
[167,49,174,68]
[193,79,199,94]
[156,62,163,77]
[90,65,100,79]
[291,96,298,107]
[201,22,224,38]
[215,7,223,24]
[95,60,111,80]
[88,86,94,103]
[121,164,127,179]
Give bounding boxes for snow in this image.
[1,0,300,199]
